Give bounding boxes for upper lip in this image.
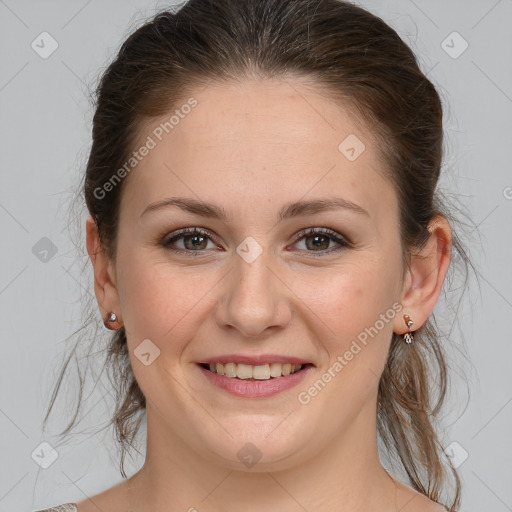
[198,354,315,367]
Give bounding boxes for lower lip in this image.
[196,364,314,398]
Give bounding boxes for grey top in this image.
[34,505,78,512]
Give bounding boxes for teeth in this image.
[270,363,282,377]
[224,362,237,377]
[236,363,253,379]
[208,362,304,379]
[252,364,270,380]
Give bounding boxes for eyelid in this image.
[292,227,351,246]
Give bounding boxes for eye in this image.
[290,227,351,257]
[160,227,219,256]
[160,226,351,257]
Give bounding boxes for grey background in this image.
[0,0,511,511]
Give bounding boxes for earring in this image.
[402,314,414,344]
[104,311,122,330]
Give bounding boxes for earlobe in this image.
[85,216,122,324]
[394,215,452,335]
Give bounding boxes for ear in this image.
[394,215,452,335]
[86,216,122,324]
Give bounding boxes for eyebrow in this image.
[140,196,370,221]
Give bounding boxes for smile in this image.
[196,362,315,398]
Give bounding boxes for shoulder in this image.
[394,478,451,512]
[33,505,78,512]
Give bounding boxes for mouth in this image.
[197,362,314,380]
[195,361,315,398]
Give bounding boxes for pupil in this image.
[307,235,328,250]
[186,234,206,250]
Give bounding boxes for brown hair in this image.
[44,1,477,509]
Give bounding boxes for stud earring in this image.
[104,311,122,330]
[402,314,414,344]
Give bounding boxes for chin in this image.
[196,415,314,471]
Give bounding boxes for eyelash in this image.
[159,227,351,258]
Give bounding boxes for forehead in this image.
[121,78,397,228]
[156,78,371,157]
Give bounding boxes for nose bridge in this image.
[216,244,290,337]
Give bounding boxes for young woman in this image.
[37,0,473,510]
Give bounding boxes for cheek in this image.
[115,254,212,402]
[293,256,399,341]
[289,262,401,432]
[295,258,402,406]
[115,249,207,352]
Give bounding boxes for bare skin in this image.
[81,77,451,512]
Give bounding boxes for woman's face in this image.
[110,78,409,469]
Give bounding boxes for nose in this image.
[215,251,292,338]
